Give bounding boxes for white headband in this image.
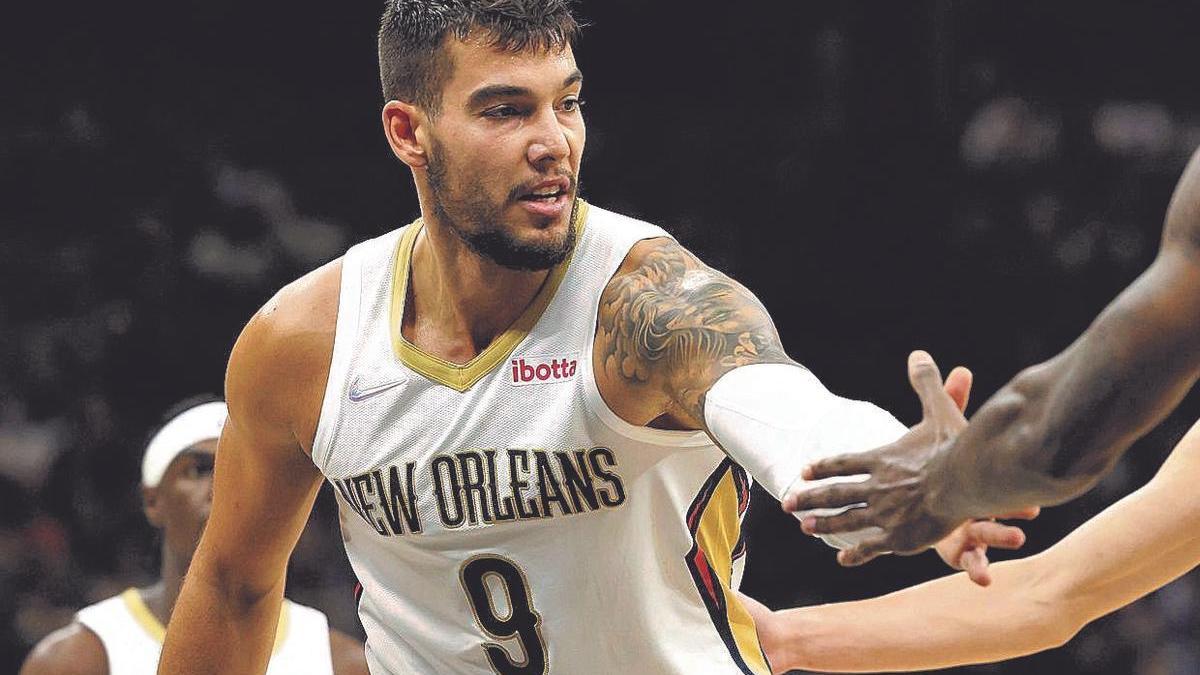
[141,401,227,487]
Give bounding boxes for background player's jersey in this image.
[74,589,334,674]
[312,203,770,675]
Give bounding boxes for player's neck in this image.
[406,219,550,359]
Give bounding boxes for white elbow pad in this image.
[703,363,906,549]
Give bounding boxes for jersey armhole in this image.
[310,250,364,472]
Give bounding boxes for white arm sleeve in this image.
[703,363,906,549]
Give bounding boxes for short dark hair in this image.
[378,0,581,112]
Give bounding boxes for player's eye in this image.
[560,97,585,113]
[191,457,215,478]
[483,105,523,119]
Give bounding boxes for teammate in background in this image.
[748,394,1200,673]
[159,3,1028,674]
[785,145,1200,568]
[18,399,369,675]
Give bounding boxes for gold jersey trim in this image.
[389,200,590,392]
[120,588,291,654]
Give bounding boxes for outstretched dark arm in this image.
[939,216,1200,514]
[786,146,1200,564]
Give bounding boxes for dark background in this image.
[4,1,1200,673]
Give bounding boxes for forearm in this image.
[704,364,905,500]
[159,594,281,675]
[935,256,1200,519]
[766,556,1072,673]
[705,364,905,553]
[934,353,1133,518]
[159,551,286,675]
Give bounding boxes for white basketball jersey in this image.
[74,589,334,674]
[312,202,770,675]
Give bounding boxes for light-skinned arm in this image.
[158,262,340,675]
[763,417,1200,673]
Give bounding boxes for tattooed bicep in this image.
[596,238,792,422]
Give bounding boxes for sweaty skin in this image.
[754,416,1200,674]
[785,145,1200,566]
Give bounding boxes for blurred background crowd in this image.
[4,2,1200,673]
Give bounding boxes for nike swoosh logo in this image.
[348,375,407,402]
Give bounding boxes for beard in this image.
[426,140,578,272]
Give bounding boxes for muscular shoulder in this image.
[246,258,343,360]
[20,623,108,675]
[594,237,791,427]
[227,258,343,447]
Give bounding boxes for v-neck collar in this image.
[389,201,589,392]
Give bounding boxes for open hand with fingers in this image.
[782,351,1036,580]
[932,507,1039,586]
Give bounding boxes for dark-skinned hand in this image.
[784,351,1038,583]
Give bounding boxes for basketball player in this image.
[18,399,369,675]
[733,365,1200,672]
[785,145,1200,568]
[158,3,1029,674]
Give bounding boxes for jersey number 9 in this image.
[460,555,548,675]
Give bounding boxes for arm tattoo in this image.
[596,238,792,424]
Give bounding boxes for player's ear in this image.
[383,100,430,169]
[142,485,164,528]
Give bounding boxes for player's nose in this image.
[526,110,570,168]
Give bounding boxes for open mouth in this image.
[517,177,572,204]
[519,187,568,203]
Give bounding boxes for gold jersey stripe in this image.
[120,588,291,654]
[692,471,771,675]
[121,589,166,643]
[389,201,590,392]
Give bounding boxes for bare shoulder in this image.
[242,257,343,364]
[594,237,791,428]
[327,628,370,675]
[227,258,343,449]
[19,623,108,675]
